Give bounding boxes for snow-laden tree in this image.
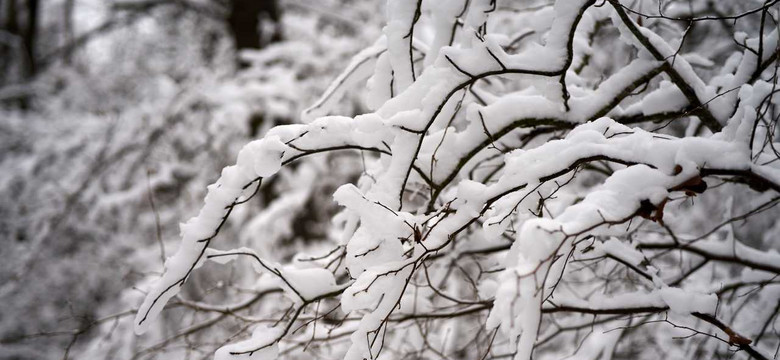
[128,0,780,359]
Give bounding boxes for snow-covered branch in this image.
[124,1,780,359]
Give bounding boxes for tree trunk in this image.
[62,0,74,65]
[227,0,281,66]
[22,0,38,78]
[1,0,20,84]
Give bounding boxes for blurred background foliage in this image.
[0,0,381,358]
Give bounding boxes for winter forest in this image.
[1,0,780,359]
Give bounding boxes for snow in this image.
[304,40,388,121]
[639,81,689,115]
[282,266,339,300]
[658,286,717,316]
[214,326,282,360]
[421,0,466,66]
[595,237,647,268]
[384,0,421,92]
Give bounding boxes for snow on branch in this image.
[130,1,780,359]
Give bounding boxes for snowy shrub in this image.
[128,1,780,359]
